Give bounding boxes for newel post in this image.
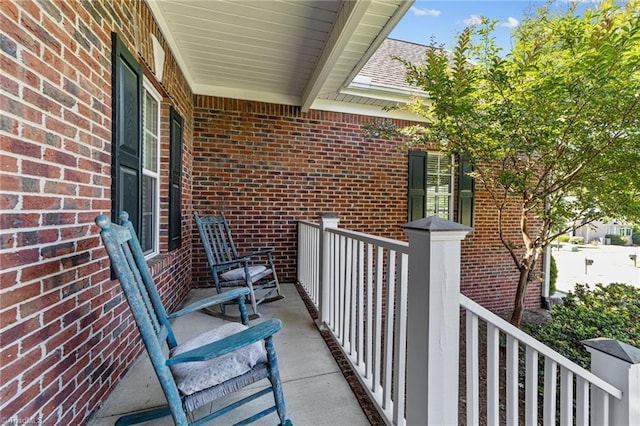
[583,338,640,426]
[401,216,472,426]
[317,213,340,329]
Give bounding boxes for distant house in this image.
[573,218,635,245]
[0,3,545,424]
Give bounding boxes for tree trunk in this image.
[510,265,532,327]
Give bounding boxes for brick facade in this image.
[1,1,192,424]
[191,95,542,312]
[1,1,541,424]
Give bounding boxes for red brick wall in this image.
[191,95,543,312]
[0,1,193,424]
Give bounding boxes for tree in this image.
[375,0,640,326]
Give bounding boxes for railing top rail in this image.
[298,220,319,228]
[327,227,409,253]
[460,295,623,399]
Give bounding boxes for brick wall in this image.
[192,95,543,312]
[0,1,193,424]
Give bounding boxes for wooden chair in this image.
[95,212,291,426]
[194,212,284,318]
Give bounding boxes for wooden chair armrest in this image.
[240,248,274,257]
[166,319,282,365]
[167,287,250,320]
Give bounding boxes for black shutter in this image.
[408,151,427,221]
[111,33,142,234]
[458,155,474,227]
[168,107,183,251]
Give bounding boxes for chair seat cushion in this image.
[170,322,267,396]
[220,265,267,282]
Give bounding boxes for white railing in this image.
[297,220,320,307]
[297,218,409,425]
[325,227,409,426]
[296,215,636,426]
[461,295,623,426]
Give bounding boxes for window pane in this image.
[143,91,158,172]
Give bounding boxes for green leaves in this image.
[525,283,640,368]
[392,0,640,228]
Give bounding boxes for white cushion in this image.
[170,322,267,395]
[220,265,267,282]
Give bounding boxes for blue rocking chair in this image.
[95,212,292,426]
[194,212,284,319]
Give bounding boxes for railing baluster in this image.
[392,252,408,426]
[357,240,365,367]
[591,387,609,426]
[525,346,538,426]
[330,232,337,330]
[382,249,396,411]
[373,245,384,400]
[349,238,357,356]
[466,312,479,426]
[487,323,500,425]
[365,243,373,380]
[506,335,519,425]
[544,358,558,426]
[575,376,589,426]
[560,367,574,425]
[343,236,353,350]
[337,235,346,341]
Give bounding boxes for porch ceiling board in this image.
[145,0,413,108]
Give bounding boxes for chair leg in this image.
[265,336,289,426]
[268,254,283,297]
[246,281,259,316]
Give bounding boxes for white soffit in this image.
[146,0,413,109]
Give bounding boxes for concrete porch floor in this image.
[88,283,370,425]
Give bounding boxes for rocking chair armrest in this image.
[211,257,251,268]
[239,248,274,257]
[167,287,251,320]
[211,251,268,269]
[166,319,282,365]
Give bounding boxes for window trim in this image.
[142,77,162,258]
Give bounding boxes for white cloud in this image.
[464,15,483,26]
[410,6,441,17]
[501,17,519,28]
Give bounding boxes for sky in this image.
[389,1,595,53]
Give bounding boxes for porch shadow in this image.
[88,284,370,425]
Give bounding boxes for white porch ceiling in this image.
[146,0,414,111]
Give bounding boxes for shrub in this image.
[605,234,628,246]
[525,283,640,368]
[569,236,584,244]
[632,227,640,245]
[557,235,570,243]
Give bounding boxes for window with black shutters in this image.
[408,151,473,225]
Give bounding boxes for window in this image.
[408,151,474,225]
[112,33,181,257]
[426,153,453,219]
[141,81,161,255]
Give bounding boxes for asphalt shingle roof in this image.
[357,38,431,92]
